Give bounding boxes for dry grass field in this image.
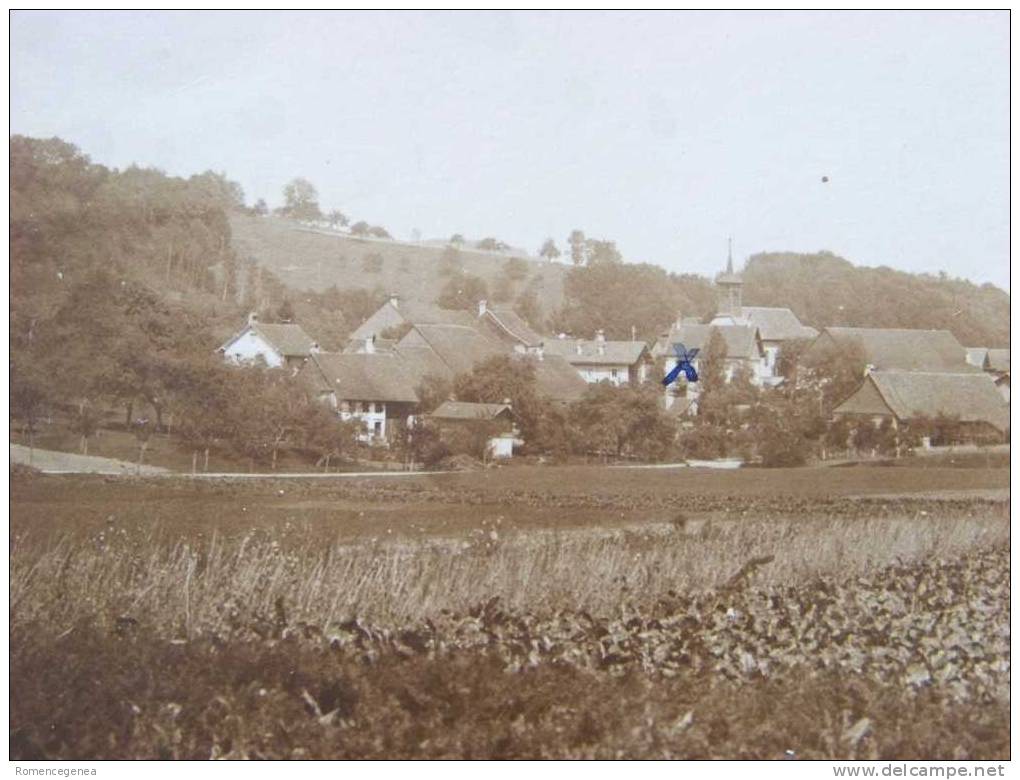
[9,464,1010,759]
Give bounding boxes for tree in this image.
[503,257,529,282]
[478,237,509,251]
[568,230,587,266]
[276,298,296,322]
[349,221,370,237]
[415,374,453,413]
[438,273,488,311]
[10,356,51,459]
[569,383,675,460]
[513,281,543,331]
[298,399,362,471]
[453,355,549,445]
[585,239,622,266]
[327,209,349,229]
[68,403,101,455]
[368,225,391,239]
[539,238,561,262]
[449,233,465,246]
[282,178,321,222]
[252,198,269,217]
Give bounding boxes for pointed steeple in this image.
[715,237,743,319]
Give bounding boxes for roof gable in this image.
[820,327,974,373]
[845,371,1010,432]
[431,401,514,421]
[741,306,818,342]
[302,352,419,403]
[544,338,649,366]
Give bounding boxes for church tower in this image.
[714,238,743,320]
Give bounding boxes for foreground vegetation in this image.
[10,470,1009,759]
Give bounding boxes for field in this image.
[10,464,1010,759]
[229,214,568,314]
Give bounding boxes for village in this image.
[217,245,1010,467]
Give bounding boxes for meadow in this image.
[9,464,1011,759]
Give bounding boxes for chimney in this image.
[595,329,606,355]
[575,343,583,356]
[477,299,488,317]
[595,329,606,343]
[248,311,259,326]
[364,335,376,354]
[389,292,400,309]
[674,311,683,329]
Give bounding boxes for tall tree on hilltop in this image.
[282,178,322,222]
[539,238,561,262]
[568,230,587,266]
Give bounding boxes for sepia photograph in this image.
[7,9,1011,766]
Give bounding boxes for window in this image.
[368,402,375,414]
[611,368,619,380]
[373,421,383,437]
[355,402,363,413]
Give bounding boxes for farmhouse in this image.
[395,322,588,403]
[349,294,476,343]
[219,313,318,369]
[428,400,520,458]
[965,347,1010,402]
[297,351,419,443]
[804,327,976,374]
[651,322,769,385]
[833,370,1009,443]
[543,331,651,386]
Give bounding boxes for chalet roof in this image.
[220,321,317,358]
[740,307,818,342]
[399,324,505,377]
[817,327,975,373]
[653,323,762,360]
[252,323,317,357]
[431,401,513,421]
[986,348,1010,373]
[484,305,544,347]
[543,338,648,366]
[341,337,395,354]
[393,300,477,327]
[835,370,1009,433]
[301,352,419,403]
[393,344,456,384]
[528,353,589,403]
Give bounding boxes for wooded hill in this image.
[743,252,1009,348]
[11,135,1010,355]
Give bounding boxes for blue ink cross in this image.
[662,343,699,386]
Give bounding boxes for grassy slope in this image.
[230,214,568,313]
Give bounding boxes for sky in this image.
[10,11,1010,290]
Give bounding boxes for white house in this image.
[220,313,318,370]
[542,330,651,386]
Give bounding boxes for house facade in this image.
[220,313,318,370]
[543,331,651,386]
[297,352,419,443]
[833,370,1009,445]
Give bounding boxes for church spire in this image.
[726,237,733,275]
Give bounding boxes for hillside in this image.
[743,252,1010,348]
[230,214,569,321]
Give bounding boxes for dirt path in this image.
[10,444,169,475]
